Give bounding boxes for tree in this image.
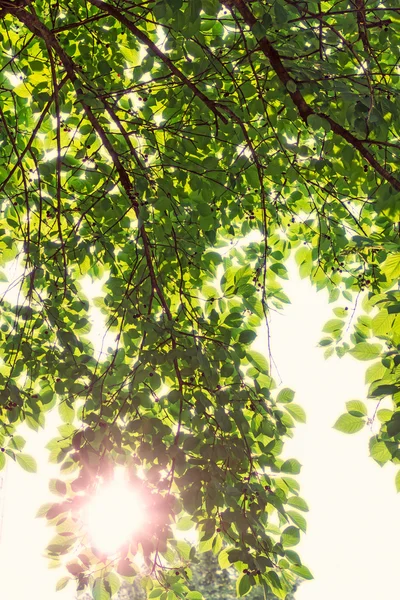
[77,553,300,599]
[189,551,300,600]
[0,0,398,598]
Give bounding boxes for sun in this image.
[85,469,147,555]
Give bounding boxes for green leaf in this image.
[93,578,111,600]
[176,516,195,531]
[289,564,313,580]
[186,40,204,60]
[395,470,400,493]
[307,114,331,132]
[246,350,268,373]
[270,263,288,279]
[381,254,400,280]
[251,22,266,40]
[287,510,307,532]
[239,330,257,344]
[55,577,70,592]
[281,459,301,474]
[14,83,32,98]
[274,2,288,24]
[287,496,309,512]
[58,401,75,423]
[149,589,164,598]
[98,60,111,75]
[36,502,53,518]
[322,319,344,333]
[16,453,37,473]
[105,573,120,597]
[245,165,260,188]
[388,304,400,314]
[386,414,400,437]
[49,478,67,496]
[120,46,141,66]
[281,526,300,547]
[369,438,392,464]
[365,361,387,385]
[285,403,306,423]
[371,310,393,336]
[218,548,231,569]
[0,452,5,471]
[236,573,251,597]
[277,388,295,403]
[265,571,283,597]
[346,400,367,417]
[333,414,365,434]
[377,409,393,423]
[370,384,399,398]
[349,342,382,361]
[286,80,296,93]
[8,435,26,450]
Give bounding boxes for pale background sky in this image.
[0,267,399,599]
[268,272,400,599]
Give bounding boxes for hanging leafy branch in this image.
[0,0,398,598]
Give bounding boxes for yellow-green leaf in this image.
[16,453,37,473]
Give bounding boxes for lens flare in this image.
[85,470,146,555]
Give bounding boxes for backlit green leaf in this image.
[277,388,295,404]
[285,404,306,423]
[16,453,37,473]
[333,414,365,434]
[236,573,251,597]
[349,343,382,361]
[370,438,392,464]
[281,526,300,547]
[395,470,400,493]
[281,459,301,474]
[346,400,367,417]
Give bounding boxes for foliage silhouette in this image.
[0,0,399,598]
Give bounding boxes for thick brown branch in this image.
[222,0,400,193]
[0,0,31,18]
[86,0,228,125]
[5,2,173,318]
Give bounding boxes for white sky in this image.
[268,273,400,599]
[1,267,399,599]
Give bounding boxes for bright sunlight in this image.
[85,469,147,555]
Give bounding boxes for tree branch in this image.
[86,0,228,125]
[4,1,173,318]
[222,0,400,193]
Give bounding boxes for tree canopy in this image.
[77,552,300,599]
[0,0,399,598]
[189,551,300,600]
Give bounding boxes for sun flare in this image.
[85,470,146,555]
